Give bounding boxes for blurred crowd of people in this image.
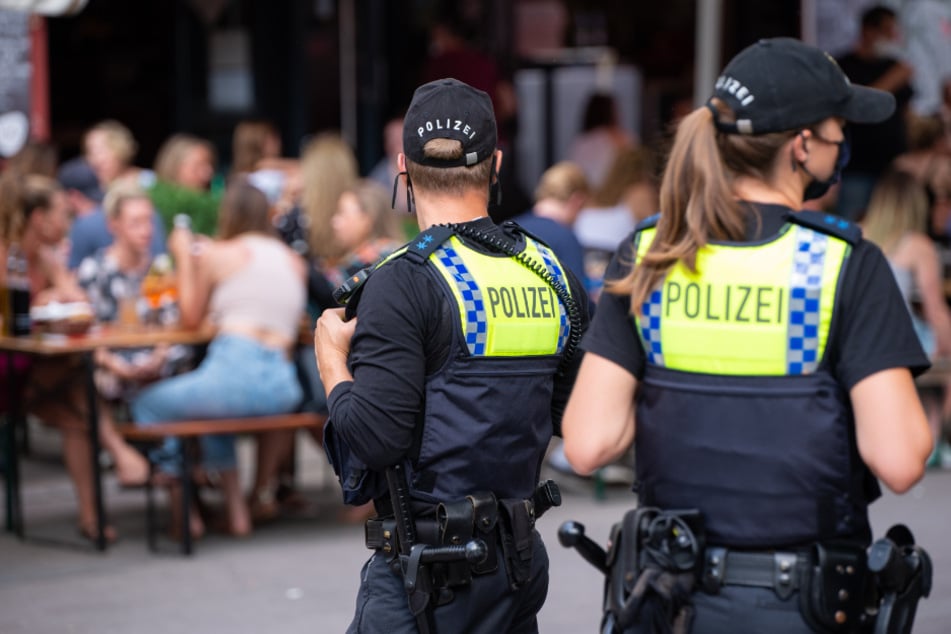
[827,5,951,468]
[0,116,418,540]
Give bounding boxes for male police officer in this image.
[315,78,589,633]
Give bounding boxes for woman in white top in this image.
[132,179,306,538]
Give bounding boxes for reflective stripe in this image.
[429,236,567,357]
[433,242,489,356]
[534,240,571,352]
[640,289,665,366]
[786,227,826,374]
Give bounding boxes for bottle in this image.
[6,244,31,336]
[142,254,174,324]
[173,213,192,231]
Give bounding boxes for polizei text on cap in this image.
[715,75,755,106]
[418,119,476,139]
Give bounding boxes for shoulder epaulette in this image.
[401,225,456,263]
[503,220,545,249]
[634,213,660,232]
[786,210,861,245]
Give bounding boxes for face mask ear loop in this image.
[391,171,404,210]
[405,172,416,215]
[489,154,502,207]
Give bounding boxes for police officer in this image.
[315,78,589,634]
[562,38,933,633]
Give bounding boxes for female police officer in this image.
[562,38,933,633]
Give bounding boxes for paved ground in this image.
[2,426,950,633]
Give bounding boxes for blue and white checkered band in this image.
[435,243,488,355]
[786,227,827,374]
[533,240,569,353]
[640,288,665,366]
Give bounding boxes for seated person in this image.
[512,161,590,283]
[0,172,148,542]
[248,179,405,523]
[76,180,193,403]
[131,179,307,538]
[149,133,221,236]
[322,179,406,287]
[573,147,658,301]
[68,120,165,269]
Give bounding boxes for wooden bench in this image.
[120,412,327,555]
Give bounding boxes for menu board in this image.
[0,9,31,157]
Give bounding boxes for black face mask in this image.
[800,134,851,201]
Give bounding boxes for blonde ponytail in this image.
[610,101,798,313]
[612,106,741,311]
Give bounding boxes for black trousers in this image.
[346,531,549,634]
[618,585,815,634]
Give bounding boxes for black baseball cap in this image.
[709,37,895,135]
[403,78,497,168]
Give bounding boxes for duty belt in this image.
[702,547,803,599]
[366,518,443,553]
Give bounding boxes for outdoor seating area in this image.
[1,317,331,551]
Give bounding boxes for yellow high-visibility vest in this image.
[428,235,570,356]
[633,223,850,375]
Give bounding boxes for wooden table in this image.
[1,324,214,551]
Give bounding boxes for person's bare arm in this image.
[39,246,87,303]
[562,353,637,475]
[169,228,214,329]
[851,367,932,493]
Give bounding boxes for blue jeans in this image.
[131,334,303,474]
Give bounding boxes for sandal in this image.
[79,523,118,545]
[150,470,180,487]
[276,486,313,514]
[192,467,223,489]
[249,488,280,524]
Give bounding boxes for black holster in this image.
[433,492,499,589]
[605,507,704,634]
[498,497,537,589]
[798,541,872,633]
[867,525,933,634]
